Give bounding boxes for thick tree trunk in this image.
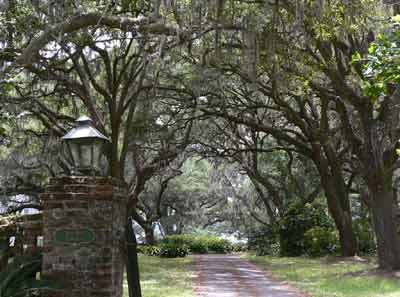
[338,215,358,257]
[358,115,400,270]
[368,179,400,270]
[125,219,142,297]
[312,143,358,257]
[325,192,358,257]
[318,169,358,256]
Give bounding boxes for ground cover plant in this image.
[246,255,400,297]
[124,255,195,297]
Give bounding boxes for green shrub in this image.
[353,218,376,254]
[158,242,189,258]
[161,234,194,246]
[255,241,280,256]
[304,227,339,257]
[249,227,280,256]
[231,243,248,253]
[160,234,233,254]
[279,201,334,256]
[205,237,233,254]
[137,245,161,256]
[189,238,209,254]
[269,242,281,256]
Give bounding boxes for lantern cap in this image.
[76,115,93,124]
[62,116,109,141]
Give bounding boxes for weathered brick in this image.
[41,177,126,297]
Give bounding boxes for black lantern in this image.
[62,116,109,176]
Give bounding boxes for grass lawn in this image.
[245,255,400,297]
[123,255,195,297]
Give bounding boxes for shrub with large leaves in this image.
[0,252,54,297]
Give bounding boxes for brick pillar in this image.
[41,177,127,297]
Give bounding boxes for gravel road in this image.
[195,254,305,297]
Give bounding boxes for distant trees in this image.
[132,158,186,244]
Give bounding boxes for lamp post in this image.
[41,116,126,297]
[62,116,109,176]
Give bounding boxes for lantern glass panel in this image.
[92,139,104,170]
[79,140,93,169]
[68,141,81,168]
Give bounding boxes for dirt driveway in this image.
[194,254,305,297]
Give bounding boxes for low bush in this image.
[137,234,234,257]
[304,226,339,257]
[161,234,233,254]
[158,242,189,258]
[255,241,280,256]
[161,234,194,246]
[206,237,233,253]
[249,227,280,256]
[255,242,280,256]
[231,243,248,253]
[137,245,161,256]
[189,238,209,254]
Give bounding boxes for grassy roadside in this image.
[123,255,196,297]
[245,254,400,297]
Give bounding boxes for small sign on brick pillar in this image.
[41,176,127,297]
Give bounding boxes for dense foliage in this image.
[279,201,335,256]
[304,227,339,257]
[2,1,400,296]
